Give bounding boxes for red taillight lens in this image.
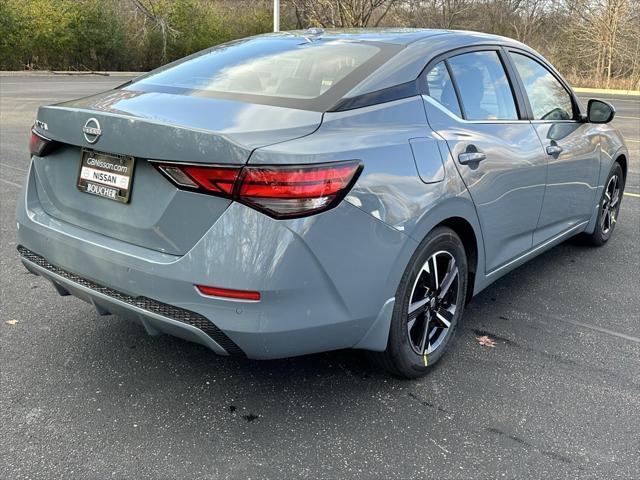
[181,165,240,195]
[152,160,362,219]
[196,285,260,301]
[156,164,242,194]
[237,162,361,217]
[29,129,56,157]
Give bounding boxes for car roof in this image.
[280,28,452,45]
[275,28,526,48]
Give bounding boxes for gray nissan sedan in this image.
[18,29,628,378]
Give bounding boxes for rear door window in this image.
[510,52,574,120]
[447,51,519,121]
[425,61,462,117]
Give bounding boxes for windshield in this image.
[127,36,398,111]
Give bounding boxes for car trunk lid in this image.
[32,89,322,255]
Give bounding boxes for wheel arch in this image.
[616,153,628,182]
[436,216,478,304]
[354,196,486,353]
[585,145,628,235]
[405,194,486,299]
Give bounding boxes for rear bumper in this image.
[17,161,412,359]
[19,246,241,356]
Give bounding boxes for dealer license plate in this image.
[77,149,135,203]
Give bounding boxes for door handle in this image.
[458,151,486,165]
[546,145,563,156]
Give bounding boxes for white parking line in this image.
[516,306,640,343]
[1,163,27,173]
[624,192,640,198]
[0,177,21,188]
[550,314,640,343]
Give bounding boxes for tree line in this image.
[1,0,638,89]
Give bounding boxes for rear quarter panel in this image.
[250,96,486,295]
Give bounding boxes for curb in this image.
[573,87,639,96]
[0,71,143,77]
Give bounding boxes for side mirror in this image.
[587,99,615,123]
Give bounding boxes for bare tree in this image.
[129,0,177,62]
[289,0,399,28]
[564,0,639,88]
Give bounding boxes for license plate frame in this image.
[77,149,135,204]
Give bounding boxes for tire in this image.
[374,226,468,379]
[585,162,625,246]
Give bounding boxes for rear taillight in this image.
[237,163,361,217]
[152,161,362,219]
[29,128,57,157]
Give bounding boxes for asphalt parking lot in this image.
[1,75,639,479]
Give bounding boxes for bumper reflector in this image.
[196,285,261,301]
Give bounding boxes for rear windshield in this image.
[127,36,399,111]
